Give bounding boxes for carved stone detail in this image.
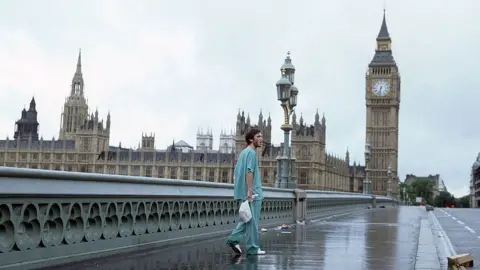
[0,198,293,254]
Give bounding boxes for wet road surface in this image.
[49,206,436,270]
[434,208,480,269]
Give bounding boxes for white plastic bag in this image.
[239,200,252,223]
[238,195,258,223]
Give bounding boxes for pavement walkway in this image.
[47,206,443,270]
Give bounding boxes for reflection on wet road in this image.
[52,206,429,270]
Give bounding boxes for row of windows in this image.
[0,152,238,166]
[0,152,66,161]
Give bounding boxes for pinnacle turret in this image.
[369,10,396,66]
[71,49,84,96]
[377,10,391,41]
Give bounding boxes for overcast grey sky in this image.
[1,0,478,197]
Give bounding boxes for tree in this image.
[434,191,455,207]
[432,191,470,208]
[410,179,435,205]
[458,195,470,208]
[399,183,406,202]
[405,184,417,204]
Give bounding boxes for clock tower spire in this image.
[365,10,400,196]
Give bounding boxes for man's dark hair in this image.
[245,127,261,145]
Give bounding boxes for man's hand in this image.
[247,189,253,202]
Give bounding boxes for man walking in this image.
[226,127,266,255]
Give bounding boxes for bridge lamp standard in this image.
[274,55,299,189]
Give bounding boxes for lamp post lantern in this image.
[274,52,298,189]
[387,164,392,198]
[363,140,372,194]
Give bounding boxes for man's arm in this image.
[246,151,256,202]
[246,171,253,201]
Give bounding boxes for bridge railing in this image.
[0,167,393,269]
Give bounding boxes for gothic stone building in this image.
[234,109,365,191]
[0,14,396,193]
[0,51,365,192]
[365,11,401,196]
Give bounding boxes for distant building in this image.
[195,128,213,152]
[404,174,447,198]
[470,153,480,208]
[169,140,194,153]
[195,128,235,154]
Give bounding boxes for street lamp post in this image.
[274,52,298,189]
[387,164,392,198]
[363,140,372,194]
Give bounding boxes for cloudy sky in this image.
[1,0,478,196]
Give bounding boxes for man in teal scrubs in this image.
[227,127,266,255]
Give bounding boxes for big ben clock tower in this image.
[365,10,400,196]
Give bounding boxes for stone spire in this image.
[71,49,84,96]
[377,9,391,40]
[369,10,396,66]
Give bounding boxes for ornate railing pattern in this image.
[305,190,392,218]
[0,167,393,269]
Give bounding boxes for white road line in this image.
[440,209,451,216]
[429,211,456,257]
[464,226,476,234]
[439,209,478,235]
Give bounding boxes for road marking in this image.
[429,212,456,257]
[437,209,478,235]
[440,209,451,217]
[464,226,476,234]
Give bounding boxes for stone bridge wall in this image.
[0,167,393,269]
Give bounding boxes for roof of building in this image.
[171,140,193,148]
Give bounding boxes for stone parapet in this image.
[0,167,393,269]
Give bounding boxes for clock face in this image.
[372,79,390,97]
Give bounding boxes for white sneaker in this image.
[228,242,242,254]
[250,249,266,255]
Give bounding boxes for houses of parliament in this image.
[0,12,400,195]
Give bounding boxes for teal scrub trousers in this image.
[227,200,263,254]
